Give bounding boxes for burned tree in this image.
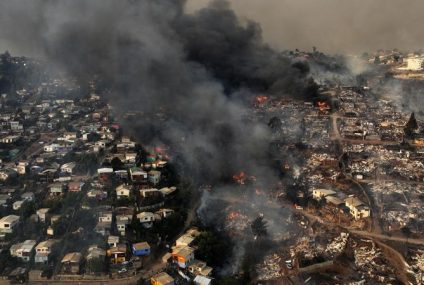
[251,216,268,238]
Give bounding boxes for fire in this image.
[233,171,246,184]
[317,101,330,112]
[255,95,268,105]
[226,211,241,221]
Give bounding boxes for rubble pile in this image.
[325,232,349,258]
[352,239,397,283]
[410,249,424,282]
[255,253,283,281]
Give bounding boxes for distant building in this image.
[0,215,19,233]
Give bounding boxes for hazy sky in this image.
[186,0,424,54]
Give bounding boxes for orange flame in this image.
[255,95,268,104]
[317,101,330,111]
[233,171,246,184]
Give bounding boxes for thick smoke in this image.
[0,0,316,182]
[188,0,424,54]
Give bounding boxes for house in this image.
[61,252,82,274]
[125,152,137,163]
[116,215,131,236]
[132,242,151,257]
[151,272,174,285]
[148,170,161,185]
[172,246,195,268]
[35,239,57,264]
[189,260,213,277]
[16,162,27,175]
[21,192,35,202]
[10,240,37,262]
[345,197,371,220]
[44,143,60,152]
[0,215,19,233]
[60,162,76,174]
[312,188,336,200]
[68,181,84,192]
[107,244,127,264]
[137,212,156,228]
[107,235,120,248]
[0,135,20,144]
[116,184,131,199]
[156,209,175,219]
[129,167,147,182]
[98,211,113,223]
[49,183,64,196]
[97,168,113,181]
[37,208,50,222]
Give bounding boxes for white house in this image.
[0,215,19,233]
[345,197,370,220]
[312,189,336,200]
[10,240,37,261]
[35,240,57,264]
[44,143,60,152]
[61,162,76,174]
[137,212,157,228]
[116,184,131,199]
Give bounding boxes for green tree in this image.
[194,231,230,266]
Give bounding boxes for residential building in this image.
[132,242,150,257]
[60,162,76,174]
[171,246,195,268]
[312,188,336,200]
[107,244,127,264]
[37,208,50,222]
[35,239,57,264]
[0,215,19,233]
[116,184,131,199]
[345,197,371,220]
[61,252,82,274]
[10,240,37,262]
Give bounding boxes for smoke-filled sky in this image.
[187,0,424,54]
